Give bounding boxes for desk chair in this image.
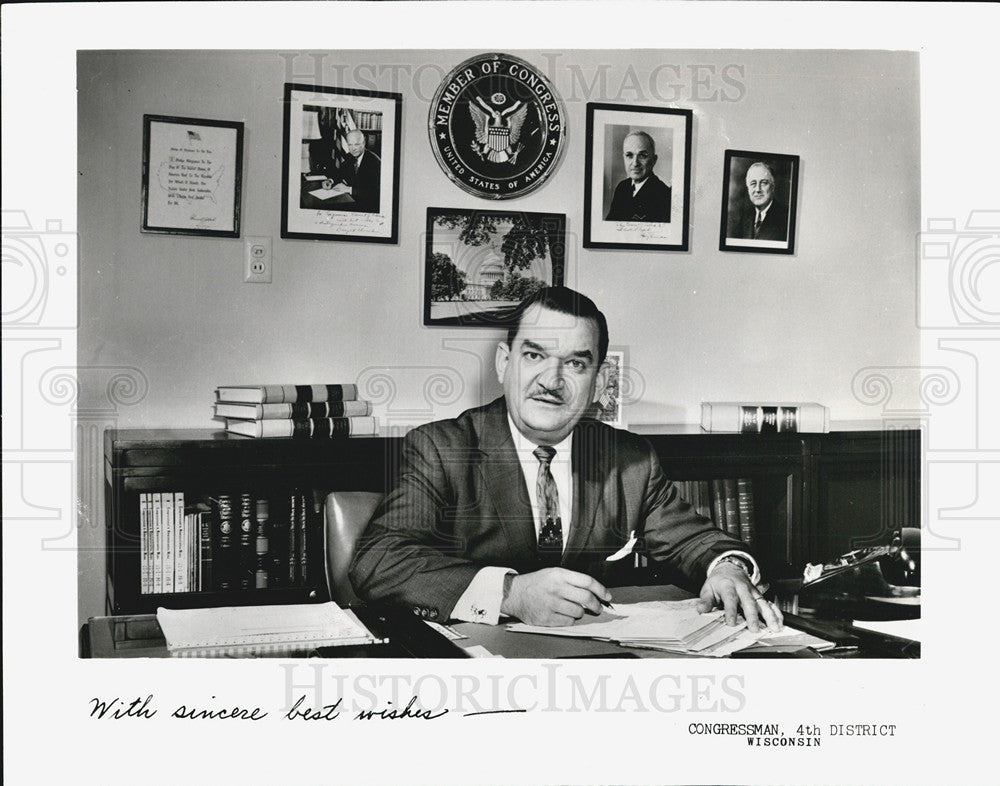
[324,491,383,606]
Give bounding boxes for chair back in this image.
[324,490,383,606]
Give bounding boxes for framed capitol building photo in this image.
[423,207,566,327]
[584,103,693,251]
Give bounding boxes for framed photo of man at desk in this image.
[719,149,799,254]
[281,83,401,243]
[583,103,692,252]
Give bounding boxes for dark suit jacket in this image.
[349,397,750,620]
[734,199,789,241]
[339,151,381,213]
[605,173,671,222]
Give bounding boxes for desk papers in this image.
[157,602,380,657]
[507,598,832,657]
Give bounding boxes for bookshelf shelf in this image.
[103,426,919,614]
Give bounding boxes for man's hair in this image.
[505,286,609,365]
[746,161,776,185]
[624,130,656,154]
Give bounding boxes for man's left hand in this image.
[697,562,783,633]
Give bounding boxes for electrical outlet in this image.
[244,236,272,283]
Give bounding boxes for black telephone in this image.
[792,527,920,620]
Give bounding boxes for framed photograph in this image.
[719,150,799,254]
[586,349,626,428]
[424,208,566,327]
[141,114,243,237]
[583,103,692,251]
[281,83,401,243]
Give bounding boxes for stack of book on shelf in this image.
[140,489,323,595]
[156,602,383,657]
[678,478,756,547]
[215,383,377,438]
[701,401,830,434]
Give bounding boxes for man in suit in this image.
[336,129,381,213]
[733,161,788,241]
[604,131,671,223]
[350,286,782,631]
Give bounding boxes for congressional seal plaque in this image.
[429,53,567,199]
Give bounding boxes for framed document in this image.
[281,83,402,243]
[719,149,800,254]
[583,103,692,252]
[423,207,566,327]
[141,114,243,237]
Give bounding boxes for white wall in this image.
[77,49,920,622]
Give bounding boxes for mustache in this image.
[529,385,564,403]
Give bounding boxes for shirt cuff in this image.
[707,550,761,585]
[449,566,517,625]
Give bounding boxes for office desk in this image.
[83,586,918,659]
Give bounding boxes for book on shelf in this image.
[722,478,740,539]
[226,415,377,439]
[737,478,756,547]
[173,492,187,593]
[255,497,269,589]
[238,494,254,590]
[215,399,372,420]
[701,401,830,433]
[710,479,727,536]
[212,494,236,591]
[156,602,382,657]
[216,383,359,405]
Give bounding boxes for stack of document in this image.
[157,602,381,657]
[507,598,832,657]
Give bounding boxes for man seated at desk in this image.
[321,129,381,213]
[350,287,782,632]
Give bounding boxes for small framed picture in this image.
[584,103,692,252]
[719,150,799,254]
[281,83,402,243]
[424,208,566,327]
[587,349,626,428]
[141,114,244,237]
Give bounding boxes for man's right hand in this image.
[500,568,612,626]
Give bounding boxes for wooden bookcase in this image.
[104,425,919,614]
[103,429,401,615]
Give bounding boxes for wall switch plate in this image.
[244,236,272,283]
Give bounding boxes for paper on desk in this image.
[157,602,377,652]
[507,598,831,657]
[309,183,350,199]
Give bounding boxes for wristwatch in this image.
[713,554,754,577]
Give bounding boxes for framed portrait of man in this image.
[719,149,800,254]
[583,103,692,251]
[281,83,402,243]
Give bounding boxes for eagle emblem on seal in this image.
[469,95,530,164]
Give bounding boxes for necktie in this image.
[533,445,562,563]
[753,212,762,239]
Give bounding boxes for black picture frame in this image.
[583,102,692,252]
[424,208,566,327]
[141,114,243,238]
[719,149,800,254]
[281,83,402,243]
